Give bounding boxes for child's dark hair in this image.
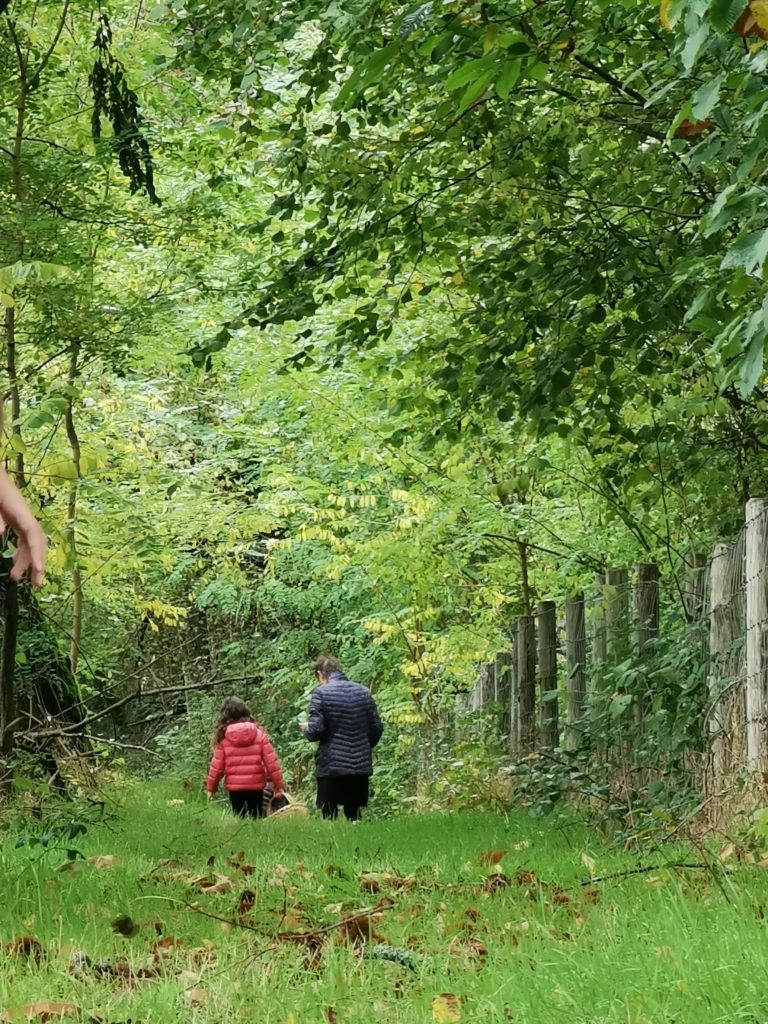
[213,697,254,745]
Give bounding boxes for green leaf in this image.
[682,22,710,70]
[740,329,765,397]
[708,0,746,31]
[609,694,633,719]
[335,43,399,107]
[720,228,768,275]
[459,69,495,110]
[496,60,520,99]
[691,73,724,119]
[445,57,493,92]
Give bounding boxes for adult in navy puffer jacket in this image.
[300,656,383,821]
[207,697,285,818]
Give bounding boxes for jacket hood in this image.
[225,721,260,746]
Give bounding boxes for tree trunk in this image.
[65,341,82,675]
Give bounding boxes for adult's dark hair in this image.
[315,655,342,677]
[213,696,254,745]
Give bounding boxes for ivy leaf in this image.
[720,228,768,275]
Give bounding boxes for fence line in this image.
[466,499,768,807]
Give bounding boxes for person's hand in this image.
[7,517,47,588]
[273,789,284,799]
[206,790,214,801]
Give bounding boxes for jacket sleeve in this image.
[261,733,285,793]
[206,743,226,793]
[304,689,326,742]
[368,694,384,748]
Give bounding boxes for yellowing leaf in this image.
[660,0,672,29]
[432,994,461,1023]
[483,25,499,52]
[751,0,768,31]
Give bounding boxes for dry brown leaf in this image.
[674,119,712,139]
[1,1003,80,1023]
[237,890,256,916]
[5,937,43,965]
[324,1010,337,1024]
[227,852,245,867]
[195,873,234,895]
[432,994,461,1023]
[479,850,505,866]
[183,988,208,1007]
[87,855,121,870]
[719,842,737,863]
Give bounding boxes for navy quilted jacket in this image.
[304,673,384,777]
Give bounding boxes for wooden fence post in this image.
[746,499,768,771]
[633,562,659,729]
[537,601,558,749]
[509,633,519,754]
[517,615,536,753]
[685,553,708,622]
[606,568,629,664]
[494,651,512,740]
[633,563,660,655]
[709,539,743,782]
[565,593,586,750]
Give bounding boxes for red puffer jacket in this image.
[206,721,285,794]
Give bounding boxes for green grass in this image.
[1,782,767,1022]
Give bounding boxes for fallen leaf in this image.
[580,852,596,876]
[719,842,736,863]
[226,852,245,867]
[583,888,601,904]
[479,850,505,866]
[5,937,43,964]
[432,994,461,1023]
[111,915,139,938]
[482,873,510,893]
[183,988,207,1007]
[324,1010,337,1024]
[1,1003,80,1023]
[87,855,121,870]
[194,873,234,895]
[238,890,256,916]
[551,886,571,905]
[515,869,538,886]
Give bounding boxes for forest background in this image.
[2,0,768,831]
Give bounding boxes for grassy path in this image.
[0,782,766,1022]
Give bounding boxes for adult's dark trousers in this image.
[228,789,264,818]
[316,774,370,821]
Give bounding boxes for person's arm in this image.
[261,733,285,795]
[206,743,226,797]
[0,466,46,587]
[368,694,383,748]
[303,689,327,742]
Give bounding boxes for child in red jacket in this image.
[206,697,285,818]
